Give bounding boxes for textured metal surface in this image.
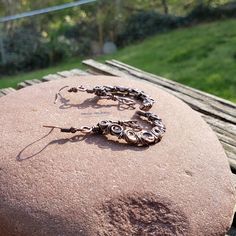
[46,85,166,146]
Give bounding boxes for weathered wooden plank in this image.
[18,80,41,89]
[106,60,236,117]
[6,87,16,92]
[70,68,90,76]
[57,69,90,77]
[202,117,236,172]
[24,79,41,86]
[170,90,236,125]
[83,59,124,77]
[104,60,236,165]
[42,74,62,82]
[109,59,236,110]
[0,88,16,97]
[57,70,75,77]
[106,60,236,123]
[0,88,15,95]
[18,78,44,89]
[86,69,103,75]
[1,87,16,94]
[223,142,236,159]
[82,59,236,169]
[83,59,236,125]
[202,115,236,138]
[211,129,236,151]
[17,82,28,89]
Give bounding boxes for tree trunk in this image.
[98,22,103,53]
[196,0,204,5]
[161,0,168,15]
[0,26,6,64]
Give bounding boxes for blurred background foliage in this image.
[0,0,235,101]
[0,0,234,75]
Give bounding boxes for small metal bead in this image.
[151,127,162,143]
[68,87,78,93]
[123,130,139,144]
[153,120,166,130]
[149,114,161,122]
[140,131,156,145]
[98,121,113,135]
[116,86,127,92]
[136,110,147,117]
[109,124,124,136]
[98,120,111,130]
[86,89,95,93]
[92,126,103,134]
[61,127,77,133]
[140,103,152,111]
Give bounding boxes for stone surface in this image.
[0,75,235,236]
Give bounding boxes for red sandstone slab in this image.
[0,75,235,236]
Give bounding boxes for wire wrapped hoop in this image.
[45,85,166,146]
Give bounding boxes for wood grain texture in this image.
[0,87,16,96]
[82,59,236,172]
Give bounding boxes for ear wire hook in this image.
[54,86,69,104]
[43,125,92,134]
[43,125,63,130]
[43,125,78,133]
[55,85,86,103]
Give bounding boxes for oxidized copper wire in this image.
[44,85,166,146]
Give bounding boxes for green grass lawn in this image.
[1,19,236,102]
[0,57,84,89]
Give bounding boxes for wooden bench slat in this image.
[1,87,16,94]
[109,59,236,110]
[106,60,236,122]
[86,69,103,75]
[202,115,236,138]
[169,90,236,125]
[42,74,62,82]
[57,70,75,77]
[83,59,236,124]
[82,59,236,169]
[83,59,123,76]
[70,69,90,76]
[17,82,29,89]
[24,79,41,86]
[0,87,16,95]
